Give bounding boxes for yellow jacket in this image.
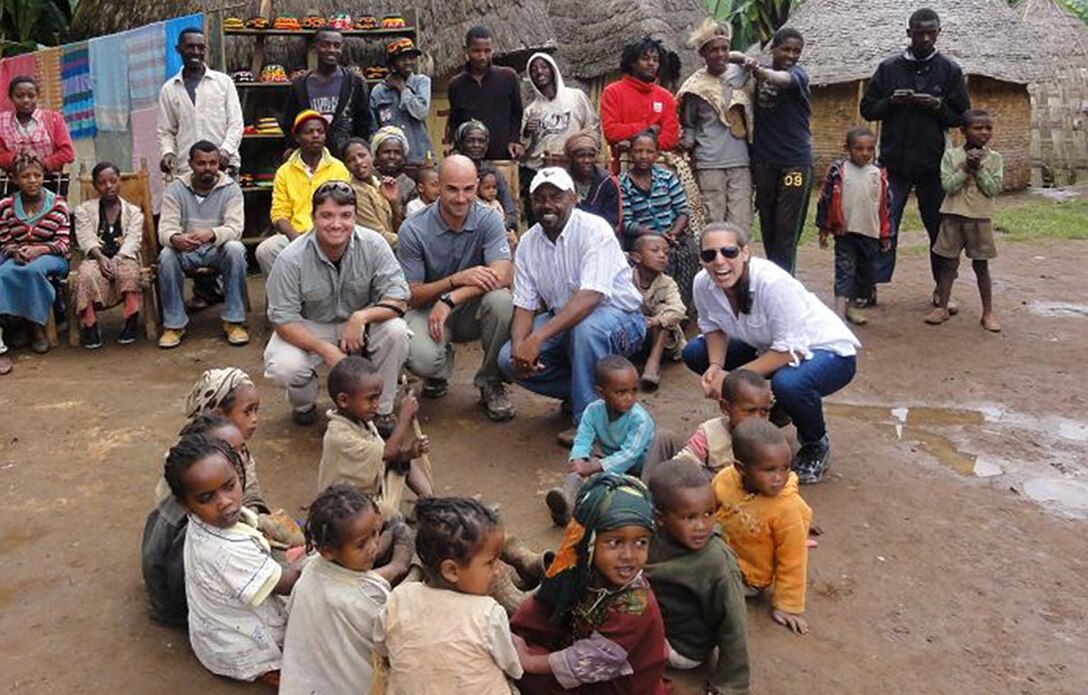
[712,466,812,613]
[270,148,350,234]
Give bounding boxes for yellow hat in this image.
[292,109,327,136]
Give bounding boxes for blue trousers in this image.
[0,254,68,325]
[158,241,248,329]
[499,306,646,424]
[682,335,857,444]
[879,170,944,284]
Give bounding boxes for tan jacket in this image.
[74,197,144,260]
[317,410,405,518]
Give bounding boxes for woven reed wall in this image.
[1029,67,1088,185]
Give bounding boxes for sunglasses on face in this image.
[700,245,742,263]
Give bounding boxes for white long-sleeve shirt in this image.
[157,67,244,174]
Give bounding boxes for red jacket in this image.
[816,159,891,240]
[0,110,75,172]
[600,75,679,151]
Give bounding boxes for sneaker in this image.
[421,378,448,399]
[118,314,139,344]
[223,321,250,346]
[545,488,572,526]
[291,405,318,426]
[158,328,185,349]
[844,307,868,325]
[81,324,103,349]
[374,413,397,439]
[480,381,516,421]
[792,435,831,484]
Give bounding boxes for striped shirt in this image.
[620,164,690,242]
[570,400,656,474]
[0,190,70,256]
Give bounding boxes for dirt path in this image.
[2,236,1086,694]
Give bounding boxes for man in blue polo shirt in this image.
[395,154,515,421]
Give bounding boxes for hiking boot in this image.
[374,413,397,439]
[480,381,516,421]
[158,328,185,349]
[223,321,250,346]
[118,314,140,344]
[81,323,103,349]
[292,405,318,426]
[489,562,530,616]
[792,435,831,485]
[421,378,448,399]
[502,534,554,590]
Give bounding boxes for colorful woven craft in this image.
[255,117,284,135]
[273,15,301,30]
[288,68,307,80]
[231,70,255,83]
[301,15,326,29]
[246,17,269,29]
[354,15,378,30]
[259,64,288,82]
[380,14,406,28]
[223,17,246,30]
[364,66,389,80]
[328,13,353,30]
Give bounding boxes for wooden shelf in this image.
[242,133,284,139]
[240,185,274,192]
[235,78,388,87]
[223,27,416,37]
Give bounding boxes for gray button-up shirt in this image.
[396,201,510,285]
[267,226,410,325]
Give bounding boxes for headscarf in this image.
[563,129,599,158]
[370,125,409,156]
[184,367,254,418]
[454,119,489,149]
[537,473,655,622]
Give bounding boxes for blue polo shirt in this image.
[395,201,510,287]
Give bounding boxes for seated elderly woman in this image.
[0,153,70,366]
[684,222,860,484]
[563,130,622,237]
[452,119,517,232]
[72,162,145,348]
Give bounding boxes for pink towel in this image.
[0,54,39,112]
[130,106,163,211]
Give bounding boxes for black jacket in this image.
[860,51,970,179]
[281,69,373,157]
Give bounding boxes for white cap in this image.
[529,167,575,194]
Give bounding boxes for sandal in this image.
[0,354,11,375]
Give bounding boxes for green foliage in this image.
[704,0,798,49]
[1055,0,1088,24]
[1,0,73,55]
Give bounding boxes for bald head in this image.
[438,154,479,226]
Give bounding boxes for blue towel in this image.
[165,14,204,80]
[90,33,129,132]
[126,23,165,110]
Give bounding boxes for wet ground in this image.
[2,235,1088,694]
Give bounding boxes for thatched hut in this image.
[1018,0,1088,185]
[778,0,1049,190]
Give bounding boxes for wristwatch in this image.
[439,292,456,309]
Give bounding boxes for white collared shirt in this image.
[693,256,860,362]
[157,67,244,173]
[513,208,642,314]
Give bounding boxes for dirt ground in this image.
[2,231,1088,695]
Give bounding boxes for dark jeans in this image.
[834,233,881,300]
[682,335,857,444]
[880,170,944,284]
[752,161,813,275]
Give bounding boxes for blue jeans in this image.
[158,241,247,329]
[682,335,857,444]
[880,170,944,284]
[499,306,647,423]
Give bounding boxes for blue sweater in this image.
[570,400,655,474]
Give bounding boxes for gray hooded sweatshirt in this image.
[521,53,600,170]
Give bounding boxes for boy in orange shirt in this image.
[713,418,812,634]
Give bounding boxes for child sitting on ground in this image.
[405,166,440,217]
[478,167,519,251]
[641,368,772,483]
[279,484,413,695]
[167,433,300,684]
[374,496,524,693]
[512,473,670,695]
[926,108,1003,332]
[714,419,812,635]
[816,126,891,326]
[645,458,750,695]
[632,234,687,390]
[545,355,655,526]
[317,356,432,517]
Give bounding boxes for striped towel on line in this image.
[89,33,130,132]
[61,42,96,140]
[126,24,165,110]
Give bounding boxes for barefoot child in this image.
[816,127,891,325]
[512,473,670,695]
[317,356,432,517]
[926,109,1003,332]
[645,458,750,695]
[405,166,439,216]
[167,433,300,684]
[632,234,687,390]
[714,419,812,635]
[374,497,524,693]
[545,356,655,526]
[280,484,412,695]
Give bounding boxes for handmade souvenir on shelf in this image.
[245,16,269,29]
[259,64,288,83]
[327,12,353,30]
[380,14,406,28]
[273,15,301,30]
[354,15,378,30]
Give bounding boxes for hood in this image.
[526,52,566,101]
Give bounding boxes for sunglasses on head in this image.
[700,245,742,263]
[317,180,352,194]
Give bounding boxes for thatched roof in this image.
[779,0,1050,86]
[1016,0,1088,67]
[71,0,556,79]
[550,0,710,80]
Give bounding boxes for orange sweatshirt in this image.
[712,467,812,613]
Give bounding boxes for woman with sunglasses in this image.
[684,222,859,484]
